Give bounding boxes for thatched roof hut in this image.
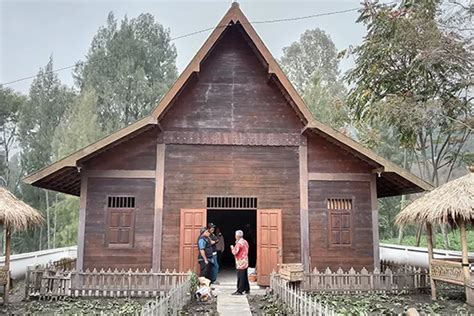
[0,187,43,304]
[395,167,474,305]
[396,168,473,227]
[0,187,43,231]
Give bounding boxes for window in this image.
[106,196,136,247]
[207,196,257,209]
[327,198,352,246]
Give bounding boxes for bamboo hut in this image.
[0,187,43,304]
[396,167,474,305]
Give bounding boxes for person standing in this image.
[230,230,250,295]
[197,227,213,280]
[215,227,225,269]
[207,223,220,284]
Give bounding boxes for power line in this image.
[1,5,363,86]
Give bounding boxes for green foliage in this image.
[0,86,26,190]
[311,291,473,315]
[345,0,473,185]
[49,196,79,247]
[279,28,348,128]
[75,12,178,133]
[52,86,103,160]
[382,228,474,251]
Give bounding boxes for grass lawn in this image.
[381,230,474,251]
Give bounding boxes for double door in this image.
[178,208,282,286]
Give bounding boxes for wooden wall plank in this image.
[162,145,300,270]
[308,173,371,182]
[308,180,374,271]
[83,178,155,270]
[83,170,155,178]
[152,144,166,271]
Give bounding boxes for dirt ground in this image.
[248,294,287,315]
[310,284,474,315]
[180,298,218,316]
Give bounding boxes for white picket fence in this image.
[140,276,192,316]
[270,273,336,316]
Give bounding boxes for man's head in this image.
[235,230,243,241]
[207,223,216,234]
[200,227,210,237]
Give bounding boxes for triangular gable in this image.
[23,2,433,196]
[151,2,314,123]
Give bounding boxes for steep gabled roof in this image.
[23,3,433,196]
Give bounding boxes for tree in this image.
[346,0,473,186]
[18,56,75,251]
[280,29,348,128]
[346,0,473,248]
[75,12,178,133]
[0,87,26,190]
[52,87,103,160]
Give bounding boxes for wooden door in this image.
[257,209,283,286]
[179,209,206,272]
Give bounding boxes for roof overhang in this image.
[304,120,434,197]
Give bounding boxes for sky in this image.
[0,0,368,94]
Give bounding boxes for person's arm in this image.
[231,242,241,255]
[200,249,208,264]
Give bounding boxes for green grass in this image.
[381,230,474,251]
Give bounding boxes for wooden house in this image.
[24,3,432,285]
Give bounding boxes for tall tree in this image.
[52,86,103,160]
[0,87,26,190]
[75,12,178,133]
[18,56,75,250]
[280,29,348,128]
[346,0,473,248]
[346,0,473,186]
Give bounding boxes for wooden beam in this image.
[83,170,155,178]
[308,173,371,182]
[76,173,87,271]
[459,221,471,285]
[152,144,166,271]
[23,116,157,185]
[299,144,309,272]
[370,174,380,270]
[4,225,11,303]
[426,223,437,300]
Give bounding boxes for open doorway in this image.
[207,210,257,269]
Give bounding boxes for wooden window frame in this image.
[327,197,354,248]
[104,196,136,249]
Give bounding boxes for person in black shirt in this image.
[207,223,220,284]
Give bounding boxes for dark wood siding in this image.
[84,177,155,270]
[161,25,303,133]
[307,135,373,173]
[308,180,373,271]
[83,128,158,170]
[161,145,300,269]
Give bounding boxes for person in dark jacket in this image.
[197,227,213,280]
[207,223,220,284]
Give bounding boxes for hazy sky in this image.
[1,0,368,94]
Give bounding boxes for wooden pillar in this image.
[4,225,10,303]
[426,223,437,300]
[299,143,309,272]
[370,175,380,269]
[152,143,166,271]
[76,173,88,271]
[459,221,472,300]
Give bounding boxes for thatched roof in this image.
[0,187,43,231]
[396,168,474,226]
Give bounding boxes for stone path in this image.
[215,270,265,315]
